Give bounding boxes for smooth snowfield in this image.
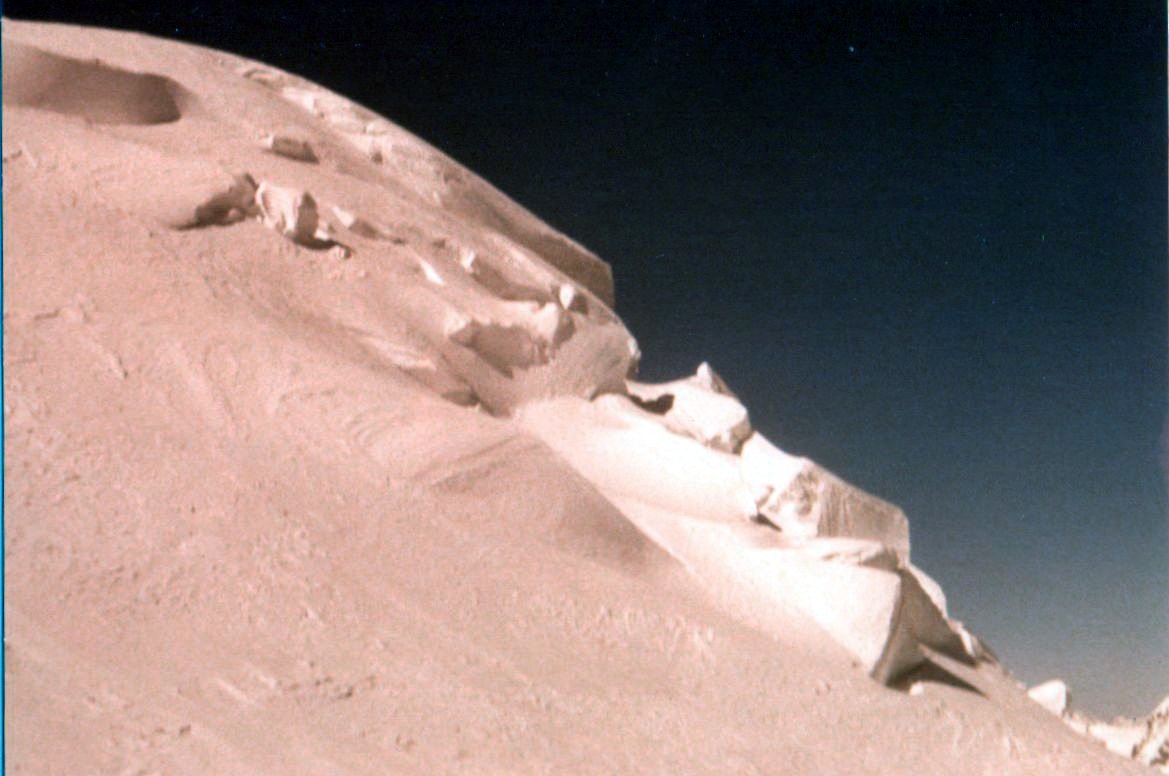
[2,19,1151,774]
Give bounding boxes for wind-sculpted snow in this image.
[3,18,1151,774]
[2,39,189,124]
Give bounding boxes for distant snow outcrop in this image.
[1029,680,1169,771]
[1138,698,1169,771]
[1029,679,1071,716]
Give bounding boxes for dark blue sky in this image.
[8,1,1166,716]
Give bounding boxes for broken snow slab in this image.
[625,365,908,556]
[261,130,318,163]
[608,495,974,684]
[255,181,320,244]
[628,362,752,453]
[741,431,910,559]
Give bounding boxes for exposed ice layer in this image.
[802,465,909,559]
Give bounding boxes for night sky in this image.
[6,2,1165,717]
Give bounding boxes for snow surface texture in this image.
[2,19,1159,773]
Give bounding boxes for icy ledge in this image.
[518,362,991,685]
